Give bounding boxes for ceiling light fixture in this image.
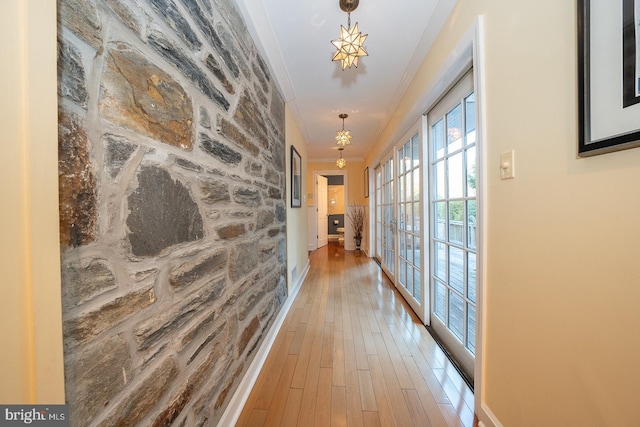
[335,113,352,146]
[336,147,347,169]
[331,0,368,70]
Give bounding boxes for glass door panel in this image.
[380,155,395,280]
[375,166,383,261]
[396,131,423,321]
[428,69,476,379]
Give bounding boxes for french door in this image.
[375,165,383,261]
[395,130,423,320]
[374,125,424,321]
[375,155,396,282]
[427,70,477,378]
[373,70,478,378]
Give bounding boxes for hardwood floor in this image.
[237,243,475,427]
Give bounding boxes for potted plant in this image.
[347,204,365,250]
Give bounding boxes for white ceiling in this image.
[234,0,457,162]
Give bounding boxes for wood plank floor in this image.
[237,243,475,427]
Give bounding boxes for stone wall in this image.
[57,0,287,425]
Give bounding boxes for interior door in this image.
[317,175,328,248]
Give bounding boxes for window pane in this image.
[413,202,420,234]
[408,200,414,230]
[404,146,410,174]
[398,174,405,204]
[447,104,463,152]
[449,291,464,341]
[448,201,464,245]
[434,242,447,281]
[383,204,390,227]
[432,119,445,159]
[448,152,463,199]
[406,266,414,295]
[413,268,421,300]
[435,281,446,320]
[435,202,446,240]
[399,229,406,258]
[413,235,421,269]
[385,203,393,226]
[465,93,476,146]
[412,134,420,168]
[449,246,464,294]
[406,233,413,265]
[467,303,476,354]
[389,226,395,249]
[399,259,406,287]
[435,160,445,200]
[466,146,476,198]
[467,200,477,250]
[467,252,476,303]
[385,161,393,181]
[413,169,420,204]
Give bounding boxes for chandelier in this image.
[331,0,368,70]
[336,147,347,169]
[335,113,352,146]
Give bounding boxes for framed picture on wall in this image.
[290,146,302,208]
[578,0,640,156]
[364,167,369,198]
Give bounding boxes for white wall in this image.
[285,106,310,291]
[366,1,640,426]
[0,0,65,403]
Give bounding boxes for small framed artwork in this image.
[364,167,369,198]
[578,0,640,156]
[290,146,302,208]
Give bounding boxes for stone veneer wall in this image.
[57,0,287,425]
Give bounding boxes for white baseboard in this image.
[217,260,310,426]
[478,402,503,427]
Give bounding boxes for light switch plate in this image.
[500,150,515,179]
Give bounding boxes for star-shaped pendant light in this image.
[335,113,352,146]
[336,147,347,169]
[331,0,368,70]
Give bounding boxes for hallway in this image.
[237,243,474,426]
